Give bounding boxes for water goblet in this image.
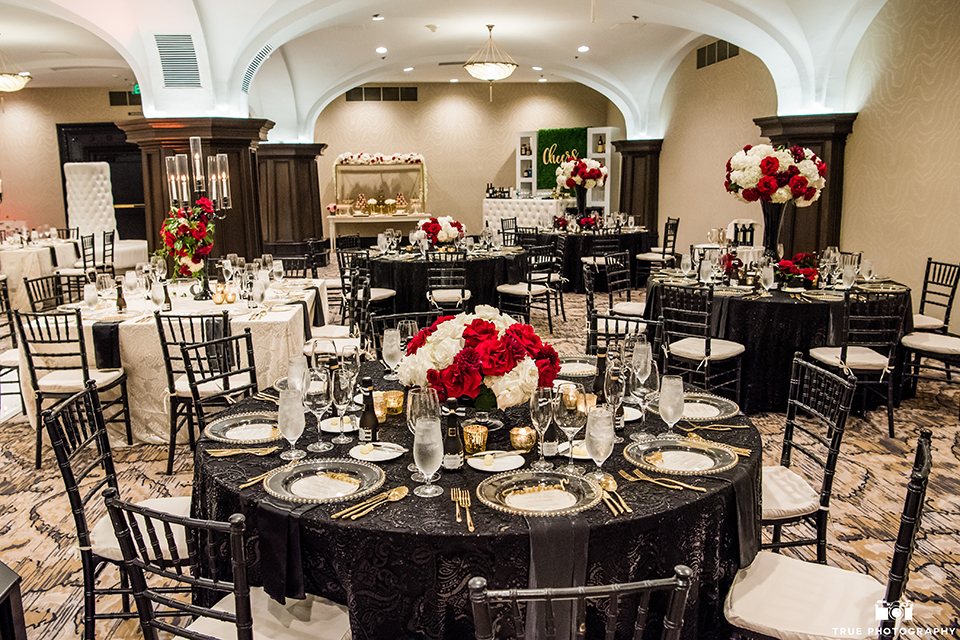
[150,282,165,311]
[272,260,284,287]
[377,233,389,254]
[96,274,115,302]
[406,387,440,478]
[584,406,615,486]
[221,259,234,286]
[278,389,307,460]
[861,259,875,281]
[83,283,99,312]
[251,279,266,309]
[760,265,775,294]
[529,387,556,471]
[659,375,685,434]
[604,361,626,444]
[154,257,168,283]
[339,344,362,411]
[413,416,444,498]
[630,360,659,442]
[331,368,354,445]
[261,254,274,276]
[397,320,418,350]
[841,264,857,289]
[305,367,334,453]
[382,329,402,381]
[555,382,587,475]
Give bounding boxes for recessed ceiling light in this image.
[538,77,547,82]
[450,78,459,83]
[578,45,590,52]
[403,67,414,72]
[375,46,388,54]
[372,14,384,20]
[532,66,542,71]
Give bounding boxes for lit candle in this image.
[206,156,219,208]
[164,156,179,207]
[216,154,231,209]
[175,154,190,204]
[189,136,205,192]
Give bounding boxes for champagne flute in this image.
[584,406,615,485]
[339,344,362,411]
[278,389,307,460]
[604,360,626,444]
[555,382,587,475]
[382,329,402,381]
[273,260,284,287]
[413,416,444,498]
[331,369,354,445]
[305,367,334,453]
[630,359,659,442]
[659,375,685,434]
[529,387,556,471]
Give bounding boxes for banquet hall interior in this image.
[0,0,957,638]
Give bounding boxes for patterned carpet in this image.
[2,267,957,639]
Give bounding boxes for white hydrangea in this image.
[486,358,539,409]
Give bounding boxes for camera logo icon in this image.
[875,599,913,621]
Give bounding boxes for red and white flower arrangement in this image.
[556,157,608,190]
[398,306,560,410]
[158,197,215,277]
[411,216,465,245]
[725,144,826,207]
[335,152,425,165]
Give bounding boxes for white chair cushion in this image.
[612,301,645,317]
[912,313,944,331]
[311,325,352,340]
[188,588,351,640]
[0,274,5,281]
[530,273,562,284]
[428,289,472,304]
[37,368,124,394]
[56,267,87,276]
[724,551,885,640]
[0,347,20,368]
[497,283,549,296]
[636,252,671,262]
[809,346,889,370]
[901,331,960,355]
[370,288,395,302]
[669,337,744,361]
[580,256,607,266]
[323,278,343,290]
[174,373,251,398]
[305,338,361,356]
[761,465,820,520]
[596,317,646,333]
[89,496,192,562]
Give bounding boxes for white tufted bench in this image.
[482,198,574,232]
[64,162,148,271]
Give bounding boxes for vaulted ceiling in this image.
[0,0,888,140]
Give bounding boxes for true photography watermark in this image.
[831,599,959,637]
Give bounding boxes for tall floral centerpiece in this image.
[158,197,215,280]
[411,216,465,246]
[724,144,826,257]
[556,157,608,225]
[398,306,560,411]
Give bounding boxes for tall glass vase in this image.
[760,200,788,259]
[193,257,213,300]
[575,185,587,219]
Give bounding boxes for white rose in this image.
[398,351,432,387]
[487,358,539,409]
[729,151,750,171]
[797,159,818,180]
[773,149,794,168]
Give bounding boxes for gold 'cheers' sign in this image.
[542,144,580,166]
[536,127,587,190]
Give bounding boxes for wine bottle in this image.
[358,376,377,442]
[441,398,464,471]
[542,415,559,458]
[162,283,172,312]
[593,347,607,405]
[115,280,126,312]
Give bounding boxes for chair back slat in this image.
[501,217,518,246]
[917,257,960,324]
[660,284,713,345]
[838,290,909,363]
[0,279,16,349]
[179,329,258,430]
[102,231,115,268]
[631,591,652,640]
[604,591,619,640]
[336,232,361,251]
[24,274,66,312]
[16,310,92,389]
[586,311,652,356]
[78,234,96,270]
[660,218,680,257]
[426,250,468,309]
[589,235,620,257]
[278,255,311,278]
[155,311,230,393]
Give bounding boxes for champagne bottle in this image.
[358,376,377,442]
[162,283,173,312]
[593,347,607,405]
[115,280,126,312]
[542,415,559,458]
[441,398,464,471]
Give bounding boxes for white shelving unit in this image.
[516,131,537,196]
[586,126,620,216]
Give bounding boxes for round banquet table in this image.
[369,249,521,313]
[524,229,656,293]
[193,364,761,640]
[644,281,914,414]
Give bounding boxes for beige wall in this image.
[313,82,622,236]
[0,88,138,229]
[658,50,778,254]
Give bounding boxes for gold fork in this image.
[633,469,706,493]
[458,489,475,532]
[677,423,749,432]
[452,488,462,523]
[618,468,680,491]
[686,433,751,457]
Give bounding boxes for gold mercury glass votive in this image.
[372,391,386,423]
[462,422,488,455]
[510,426,537,452]
[384,390,404,414]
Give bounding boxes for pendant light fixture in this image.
[0,38,31,92]
[463,25,517,102]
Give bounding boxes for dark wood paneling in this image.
[612,139,663,231]
[258,143,326,246]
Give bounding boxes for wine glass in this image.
[261,254,274,278]
[413,416,444,498]
[760,264,775,294]
[680,253,693,277]
[555,382,587,475]
[841,264,857,289]
[251,279,267,309]
[339,344,362,411]
[584,406,615,485]
[407,387,440,479]
[154,257,168,283]
[278,389,307,460]
[377,233,389,254]
[382,329,402,381]
[150,282,165,312]
[397,320,418,351]
[529,387,556,471]
[630,359,660,442]
[777,243,785,261]
[861,259,874,281]
[604,361,626,444]
[659,375,685,434]
[331,368,354,445]
[96,274,114,303]
[221,259,234,286]
[699,258,713,283]
[273,260,284,287]
[83,283,99,312]
[305,367,334,453]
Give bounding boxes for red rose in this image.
[756,176,778,195]
[760,156,779,176]
[566,178,576,188]
[789,173,809,198]
[463,319,498,348]
[178,264,191,277]
[196,243,212,255]
[726,159,732,172]
[804,187,817,200]
[475,338,517,377]
[191,222,207,240]
[817,160,827,177]
[778,259,795,271]
[534,344,560,387]
[743,144,753,152]
[429,316,456,332]
[196,197,215,214]
[438,363,483,400]
[741,188,760,202]
[164,233,175,248]
[800,268,817,279]
[426,369,448,402]
[407,328,429,355]
[191,254,203,265]
[504,323,542,357]
[177,208,187,218]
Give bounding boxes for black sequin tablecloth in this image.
[193,364,760,640]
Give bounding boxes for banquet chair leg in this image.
[886,378,895,438]
[187,406,196,450]
[166,409,178,475]
[34,398,44,470]
[119,380,133,445]
[770,524,783,551]
[815,511,828,564]
[119,566,131,612]
[82,555,97,640]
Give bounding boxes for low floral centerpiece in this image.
[398,306,560,411]
[411,216,465,246]
[556,157,608,221]
[553,216,568,231]
[158,197,215,277]
[724,144,827,256]
[776,252,819,288]
[578,215,598,231]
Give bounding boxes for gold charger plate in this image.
[475,470,602,517]
[204,412,283,444]
[647,392,740,422]
[624,435,738,476]
[263,458,385,504]
[858,282,907,292]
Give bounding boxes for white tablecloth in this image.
[0,241,79,311]
[19,278,329,445]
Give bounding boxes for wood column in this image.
[753,113,858,256]
[257,143,327,254]
[116,117,274,259]
[611,139,663,232]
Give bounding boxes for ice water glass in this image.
[529,387,556,471]
[83,283,99,312]
[407,387,440,478]
[584,406,615,485]
[278,389,307,460]
[413,417,443,498]
[659,375,685,433]
[555,382,587,475]
[761,265,775,293]
[861,259,874,281]
[382,329,402,381]
[150,283,164,311]
[841,265,857,289]
[680,254,693,276]
[305,368,334,453]
[273,260,284,286]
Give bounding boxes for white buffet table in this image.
[327,214,430,249]
[482,198,575,230]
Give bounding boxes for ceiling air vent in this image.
[242,44,274,93]
[154,34,201,88]
[697,40,739,69]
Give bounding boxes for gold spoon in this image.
[599,476,632,513]
[351,486,409,519]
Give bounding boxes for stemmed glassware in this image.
[604,360,626,444]
[397,320,418,352]
[861,259,874,281]
[96,274,114,304]
[630,357,659,442]
[555,382,587,475]
[841,264,857,289]
[584,406,615,485]
[339,344,362,411]
[413,413,444,498]
[382,329,402,381]
[83,282,99,312]
[659,375,685,434]
[305,367,334,453]
[330,368,354,445]
[261,254,274,281]
[406,387,440,480]
[760,263,775,294]
[150,282,165,312]
[529,387,556,471]
[278,389,307,460]
[221,259,234,287]
[680,253,693,277]
[273,260,284,287]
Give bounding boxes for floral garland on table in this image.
[776,252,819,285]
[725,144,826,206]
[556,157,608,190]
[334,152,424,165]
[158,197,215,277]
[410,216,465,245]
[398,306,560,411]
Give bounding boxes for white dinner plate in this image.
[782,287,806,293]
[320,416,358,433]
[467,451,525,472]
[349,442,406,462]
[623,406,642,422]
[557,440,592,460]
